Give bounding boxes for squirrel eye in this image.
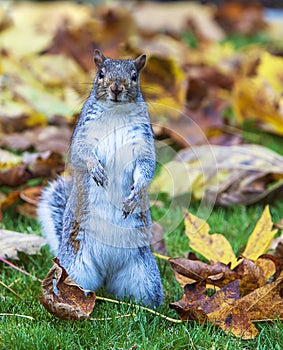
[131,72,137,82]
[99,70,104,79]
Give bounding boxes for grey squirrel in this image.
[37,50,163,307]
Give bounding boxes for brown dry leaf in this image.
[23,151,65,178]
[0,126,72,155]
[171,279,259,339]
[34,126,72,155]
[170,280,208,322]
[150,221,168,256]
[207,302,259,340]
[40,258,96,320]
[0,150,64,186]
[169,258,239,289]
[0,190,20,215]
[150,144,283,206]
[16,202,38,219]
[0,229,46,259]
[202,280,241,314]
[131,2,224,41]
[20,186,43,206]
[234,259,266,294]
[0,149,31,186]
[243,270,283,321]
[215,1,266,35]
[210,271,283,327]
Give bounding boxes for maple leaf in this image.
[170,206,283,338]
[183,210,238,267]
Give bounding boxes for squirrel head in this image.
[93,49,146,103]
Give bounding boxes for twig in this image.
[0,257,43,282]
[153,252,170,261]
[0,280,24,301]
[90,313,136,321]
[1,257,181,323]
[0,313,34,320]
[95,296,182,323]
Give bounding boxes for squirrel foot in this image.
[88,162,108,188]
[122,191,139,218]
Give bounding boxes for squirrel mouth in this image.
[110,96,121,102]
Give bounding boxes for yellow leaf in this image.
[0,149,22,171]
[242,206,277,261]
[232,52,283,136]
[184,211,238,267]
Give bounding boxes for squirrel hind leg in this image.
[105,246,163,308]
[37,176,67,255]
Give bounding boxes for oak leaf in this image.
[40,258,96,320]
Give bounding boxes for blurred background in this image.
[1,0,283,215]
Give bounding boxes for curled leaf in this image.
[40,258,96,320]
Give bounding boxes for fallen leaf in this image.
[132,2,224,40]
[170,280,208,322]
[20,186,43,205]
[0,229,46,260]
[232,52,283,136]
[150,221,168,256]
[242,206,277,261]
[0,2,91,57]
[215,1,266,35]
[171,279,259,339]
[0,150,64,187]
[207,303,259,340]
[0,126,72,155]
[234,258,266,294]
[16,203,38,219]
[169,258,239,288]
[150,144,283,206]
[222,271,283,323]
[184,211,238,267]
[40,258,96,320]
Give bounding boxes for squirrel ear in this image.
[134,54,146,72]
[94,49,106,67]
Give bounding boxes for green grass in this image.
[1,200,283,350]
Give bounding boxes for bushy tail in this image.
[37,176,67,255]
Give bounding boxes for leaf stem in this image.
[0,313,34,320]
[153,252,171,261]
[95,295,182,323]
[0,257,43,282]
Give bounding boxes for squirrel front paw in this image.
[88,161,108,188]
[122,189,139,218]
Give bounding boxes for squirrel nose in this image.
[110,83,124,96]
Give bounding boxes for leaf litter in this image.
[0,0,283,340]
[169,206,283,339]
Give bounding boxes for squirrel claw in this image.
[122,195,138,219]
[90,165,108,188]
